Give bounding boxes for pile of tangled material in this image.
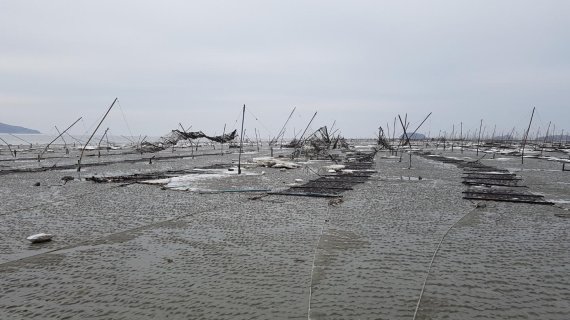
[286,126,349,158]
[138,129,238,153]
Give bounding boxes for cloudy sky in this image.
[1,0,569,138]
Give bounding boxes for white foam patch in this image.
[142,168,259,189]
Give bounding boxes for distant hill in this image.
[400,132,427,140]
[0,122,41,134]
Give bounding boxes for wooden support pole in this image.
[238,104,246,175]
[221,123,226,156]
[41,117,82,158]
[521,107,536,165]
[476,119,483,156]
[78,98,118,172]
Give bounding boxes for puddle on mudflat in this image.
[377,176,425,181]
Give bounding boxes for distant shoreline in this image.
[0,122,41,134]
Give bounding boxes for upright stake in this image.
[476,119,483,156]
[254,128,260,152]
[392,117,397,146]
[460,122,463,153]
[521,107,536,165]
[451,124,455,152]
[221,123,226,156]
[541,121,551,156]
[238,104,246,174]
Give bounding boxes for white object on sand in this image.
[26,233,54,243]
[252,157,300,169]
[323,164,345,172]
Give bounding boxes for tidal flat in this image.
[1,144,569,319]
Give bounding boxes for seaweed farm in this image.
[1,129,569,320]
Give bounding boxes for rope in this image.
[116,99,135,140]
[307,203,330,320]
[411,203,480,320]
[246,107,273,138]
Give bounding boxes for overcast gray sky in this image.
[1,0,569,138]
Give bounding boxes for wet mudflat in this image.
[1,146,569,319]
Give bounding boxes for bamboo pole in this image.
[298,111,318,144]
[78,98,117,172]
[41,117,82,158]
[476,119,483,156]
[521,107,536,165]
[97,128,110,151]
[541,121,551,156]
[238,104,246,174]
[54,126,67,149]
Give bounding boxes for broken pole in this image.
[97,128,110,152]
[78,98,118,172]
[238,104,246,175]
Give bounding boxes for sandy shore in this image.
[1,145,569,319]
